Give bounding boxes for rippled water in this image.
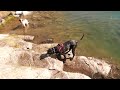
[63,11,120,63]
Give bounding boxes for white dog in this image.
[14,11,23,17]
[15,11,23,15]
[14,11,32,18]
[0,19,5,25]
[19,19,29,33]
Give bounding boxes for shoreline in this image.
[0,34,119,79]
[0,11,120,68]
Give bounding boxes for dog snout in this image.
[68,54,71,55]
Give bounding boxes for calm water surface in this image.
[63,11,120,63]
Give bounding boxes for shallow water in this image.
[62,11,120,63]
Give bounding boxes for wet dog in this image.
[47,33,84,63]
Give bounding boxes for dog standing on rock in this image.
[19,19,29,33]
[47,33,85,63]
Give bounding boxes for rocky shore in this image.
[0,34,119,79]
[0,11,120,79]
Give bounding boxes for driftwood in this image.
[0,34,34,41]
[17,35,34,41]
[40,38,54,44]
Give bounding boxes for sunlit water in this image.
[63,11,120,63]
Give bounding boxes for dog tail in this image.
[80,33,84,40]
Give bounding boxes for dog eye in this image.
[68,54,70,55]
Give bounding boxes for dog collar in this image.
[57,43,64,52]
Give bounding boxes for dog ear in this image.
[57,44,60,46]
[19,19,22,22]
[47,48,52,54]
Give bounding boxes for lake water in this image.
[63,11,120,63]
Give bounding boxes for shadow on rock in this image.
[40,53,48,60]
[40,53,58,60]
[12,24,22,31]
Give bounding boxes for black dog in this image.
[47,33,84,63]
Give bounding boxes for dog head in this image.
[19,19,23,22]
[47,47,56,56]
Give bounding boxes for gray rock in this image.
[64,56,111,78]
